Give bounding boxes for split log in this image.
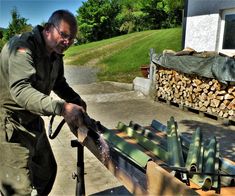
[155,67,235,119]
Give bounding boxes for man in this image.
[0,10,86,195]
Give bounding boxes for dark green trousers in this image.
[0,111,57,196]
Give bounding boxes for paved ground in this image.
[46,66,235,195]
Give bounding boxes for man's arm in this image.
[9,47,64,116]
[52,61,86,110]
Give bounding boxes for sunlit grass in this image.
[64,31,153,65]
[64,27,182,82]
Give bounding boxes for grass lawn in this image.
[64,27,182,83]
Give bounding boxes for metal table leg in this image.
[71,140,85,196]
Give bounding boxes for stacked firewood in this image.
[155,67,235,119]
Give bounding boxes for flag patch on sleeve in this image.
[17,48,27,53]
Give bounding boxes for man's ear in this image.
[44,23,53,31]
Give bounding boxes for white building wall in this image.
[185,14,219,51]
[184,0,235,52]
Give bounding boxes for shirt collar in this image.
[32,25,64,58]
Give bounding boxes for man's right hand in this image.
[61,102,85,129]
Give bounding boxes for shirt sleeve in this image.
[8,47,65,116]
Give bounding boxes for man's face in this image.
[47,20,76,54]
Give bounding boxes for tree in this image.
[138,0,184,29]
[0,29,3,39]
[116,0,147,33]
[0,28,5,51]
[3,7,32,41]
[75,0,184,43]
[139,0,168,29]
[163,0,184,27]
[76,0,121,43]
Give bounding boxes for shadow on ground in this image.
[90,186,131,196]
[180,119,235,161]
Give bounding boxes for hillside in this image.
[64,27,182,82]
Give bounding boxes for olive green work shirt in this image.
[0,25,80,123]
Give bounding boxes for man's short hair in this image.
[48,9,77,33]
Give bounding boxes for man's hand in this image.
[61,102,89,143]
[69,97,87,111]
[61,102,85,128]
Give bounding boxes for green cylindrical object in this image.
[134,129,168,161]
[201,137,217,191]
[117,122,135,137]
[103,130,151,168]
[185,127,202,173]
[167,116,184,167]
[220,157,235,186]
[129,121,154,139]
[129,121,167,147]
[118,122,168,161]
[116,121,127,130]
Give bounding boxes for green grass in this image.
[64,27,182,83]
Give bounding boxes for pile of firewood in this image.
[155,67,235,119]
